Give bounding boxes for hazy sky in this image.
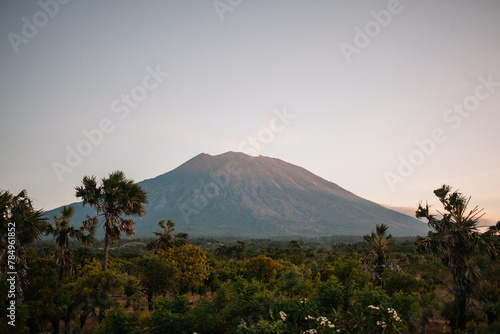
[1,0,499,225]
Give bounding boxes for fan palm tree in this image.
[75,171,148,272]
[47,205,95,280]
[363,223,394,282]
[148,219,175,251]
[75,171,147,323]
[0,189,49,301]
[147,219,188,251]
[415,185,499,331]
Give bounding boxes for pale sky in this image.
[1,0,499,225]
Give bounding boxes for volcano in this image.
[44,152,428,238]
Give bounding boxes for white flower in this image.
[377,321,387,327]
[316,316,331,326]
[279,311,287,321]
[395,316,401,322]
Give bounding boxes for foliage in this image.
[46,205,95,280]
[75,171,148,322]
[23,251,62,334]
[138,255,180,310]
[415,185,499,331]
[147,219,188,251]
[3,182,500,333]
[351,284,390,312]
[93,305,141,334]
[382,269,420,296]
[161,244,211,294]
[215,240,246,260]
[75,171,148,272]
[242,255,286,283]
[148,295,193,334]
[0,189,49,300]
[314,275,346,312]
[363,224,394,283]
[276,265,313,298]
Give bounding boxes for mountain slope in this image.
[44,152,428,237]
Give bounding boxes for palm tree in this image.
[148,219,175,251]
[415,185,499,331]
[75,171,147,323]
[46,205,95,280]
[0,189,49,301]
[75,171,148,272]
[363,223,394,282]
[147,219,188,251]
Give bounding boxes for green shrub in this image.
[148,295,193,334]
[276,266,313,297]
[314,276,346,312]
[92,306,140,334]
[351,284,389,312]
[383,270,420,296]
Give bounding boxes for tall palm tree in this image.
[363,223,394,282]
[75,171,147,323]
[46,205,95,280]
[75,171,148,272]
[0,189,49,301]
[415,185,499,331]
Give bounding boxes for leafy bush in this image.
[93,306,140,334]
[148,295,193,334]
[351,284,389,312]
[314,276,346,312]
[383,270,420,296]
[242,255,286,283]
[276,265,313,297]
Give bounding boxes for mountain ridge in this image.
[44,152,428,238]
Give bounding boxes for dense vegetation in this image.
[1,174,499,333]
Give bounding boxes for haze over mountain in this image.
[44,152,428,238]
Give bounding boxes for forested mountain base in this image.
[1,185,498,333]
[2,235,499,333]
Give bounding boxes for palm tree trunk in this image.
[419,311,432,334]
[456,293,467,331]
[102,229,110,272]
[59,264,64,281]
[98,301,105,323]
[454,276,467,331]
[99,228,110,323]
[63,306,73,334]
[147,292,153,311]
[51,318,60,334]
[64,319,71,334]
